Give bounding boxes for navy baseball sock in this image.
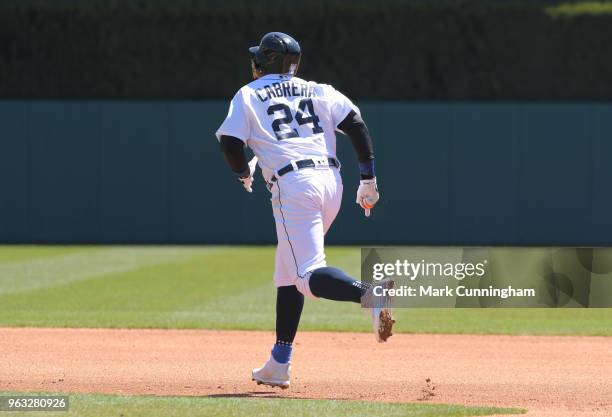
[308,266,369,303]
[273,285,304,363]
[271,342,292,364]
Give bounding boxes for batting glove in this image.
[356,177,379,217]
[238,156,258,193]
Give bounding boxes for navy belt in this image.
[271,157,339,182]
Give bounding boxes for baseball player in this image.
[216,32,394,389]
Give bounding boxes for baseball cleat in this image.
[372,306,395,342]
[362,279,395,343]
[252,356,291,389]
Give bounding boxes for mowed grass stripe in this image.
[0,246,278,328]
[171,248,363,330]
[0,246,214,295]
[0,246,610,335]
[0,245,92,264]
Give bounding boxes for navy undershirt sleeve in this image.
[219,135,250,177]
[337,110,376,179]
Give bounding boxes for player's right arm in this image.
[328,87,380,217]
[338,110,375,180]
[337,110,379,216]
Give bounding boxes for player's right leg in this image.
[314,168,394,341]
[270,170,394,342]
[306,267,395,342]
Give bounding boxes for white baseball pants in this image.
[270,167,343,296]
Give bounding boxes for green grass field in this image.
[0,394,524,417]
[0,245,603,417]
[0,245,609,335]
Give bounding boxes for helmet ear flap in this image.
[254,49,270,66]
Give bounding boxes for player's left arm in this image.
[216,89,258,193]
[337,110,379,216]
[219,135,258,193]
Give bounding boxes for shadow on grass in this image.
[206,392,278,398]
[205,392,353,401]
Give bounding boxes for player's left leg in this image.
[275,285,304,354]
[252,284,303,389]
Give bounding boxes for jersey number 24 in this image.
[267,98,323,140]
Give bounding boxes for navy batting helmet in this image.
[249,32,301,76]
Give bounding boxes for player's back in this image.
[217,74,358,177]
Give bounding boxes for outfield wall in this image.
[1,101,610,245]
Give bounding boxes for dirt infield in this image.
[0,328,610,417]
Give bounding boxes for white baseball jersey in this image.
[216,74,359,295]
[216,74,360,180]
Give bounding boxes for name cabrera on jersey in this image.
[253,78,316,102]
[215,74,359,177]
